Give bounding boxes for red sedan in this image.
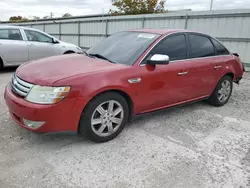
[4,29,244,142]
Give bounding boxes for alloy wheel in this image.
[218,80,231,103]
[91,100,124,137]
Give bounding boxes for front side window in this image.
[88,31,160,65]
[0,29,22,40]
[211,38,230,55]
[189,34,215,58]
[24,30,53,43]
[149,34,187,61]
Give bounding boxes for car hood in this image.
[16,54,125,85]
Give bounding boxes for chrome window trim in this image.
[138,32,232,67]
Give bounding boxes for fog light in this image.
[23,119,45,129]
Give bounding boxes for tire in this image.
[79,92,129,143]
[208,75,233,107]
[64,51,75,54]
[0,57,3,70]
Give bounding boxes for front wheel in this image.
[79,92,129,143]
[208,75,233,106]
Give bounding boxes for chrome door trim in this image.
[214,65,222,69]
[138,32,232,67]
[178,71,189,76]
[128,78,141,83]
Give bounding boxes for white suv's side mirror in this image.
[52,38,59,44]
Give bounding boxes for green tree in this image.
[110,0,166,15]
[62,13,72,18]
[9,16,29,22]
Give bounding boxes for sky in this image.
[0,0,250,21]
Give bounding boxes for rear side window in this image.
[211,38,230,55]
[150,34,187,61]
[0,29,22,40]
[189,34,215,58]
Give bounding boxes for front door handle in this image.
[28,44,35,47]
[214,65,222,70]
[178,71,188,76]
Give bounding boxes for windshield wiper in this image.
[88,53,117,64]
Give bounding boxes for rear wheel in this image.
[64,51,75,54]
[79,92,129,143]
[208,75,233,106]
[0,57,3,70]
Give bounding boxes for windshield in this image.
[87,31,160,65]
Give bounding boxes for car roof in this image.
[0,25,41,31]
[130,28,205,36]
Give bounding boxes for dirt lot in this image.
[0,68,249,188]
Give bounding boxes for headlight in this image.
[25,86,71,104]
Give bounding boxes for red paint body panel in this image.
[4,29,244,133]
[17,54,125,86]
[4,84,85,132]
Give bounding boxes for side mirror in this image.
[52,38,59,44]
[147,54,170,65]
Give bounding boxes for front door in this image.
[0,28,28,65]
[23,29,58,61]
[135,34,197,112]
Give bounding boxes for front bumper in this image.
[4,84,81,133]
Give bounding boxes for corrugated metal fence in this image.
[9,9,250,66]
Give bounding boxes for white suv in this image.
[0,25,84,69]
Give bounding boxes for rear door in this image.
[0,28,28,65]
[23,29,58,61]
[186,33,218,97]
[210,38,231,80]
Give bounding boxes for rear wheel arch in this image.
[64,50,75,54]
[0,56,3,69]
[224,72,234,80]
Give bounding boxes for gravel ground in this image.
[0,68,249,188]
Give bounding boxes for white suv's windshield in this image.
[87,31,160,66]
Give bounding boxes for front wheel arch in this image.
[82,89,134,122]
[78,91,130,142]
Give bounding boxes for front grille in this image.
[11,74,34,97]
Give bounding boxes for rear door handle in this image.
[214,65,222,70]
[178,71,188,76]
[28,44,35,47]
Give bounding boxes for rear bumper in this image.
[4,83,82,133]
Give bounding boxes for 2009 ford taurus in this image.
[4,29,244,142]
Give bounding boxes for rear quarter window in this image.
[211,38,230,55]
